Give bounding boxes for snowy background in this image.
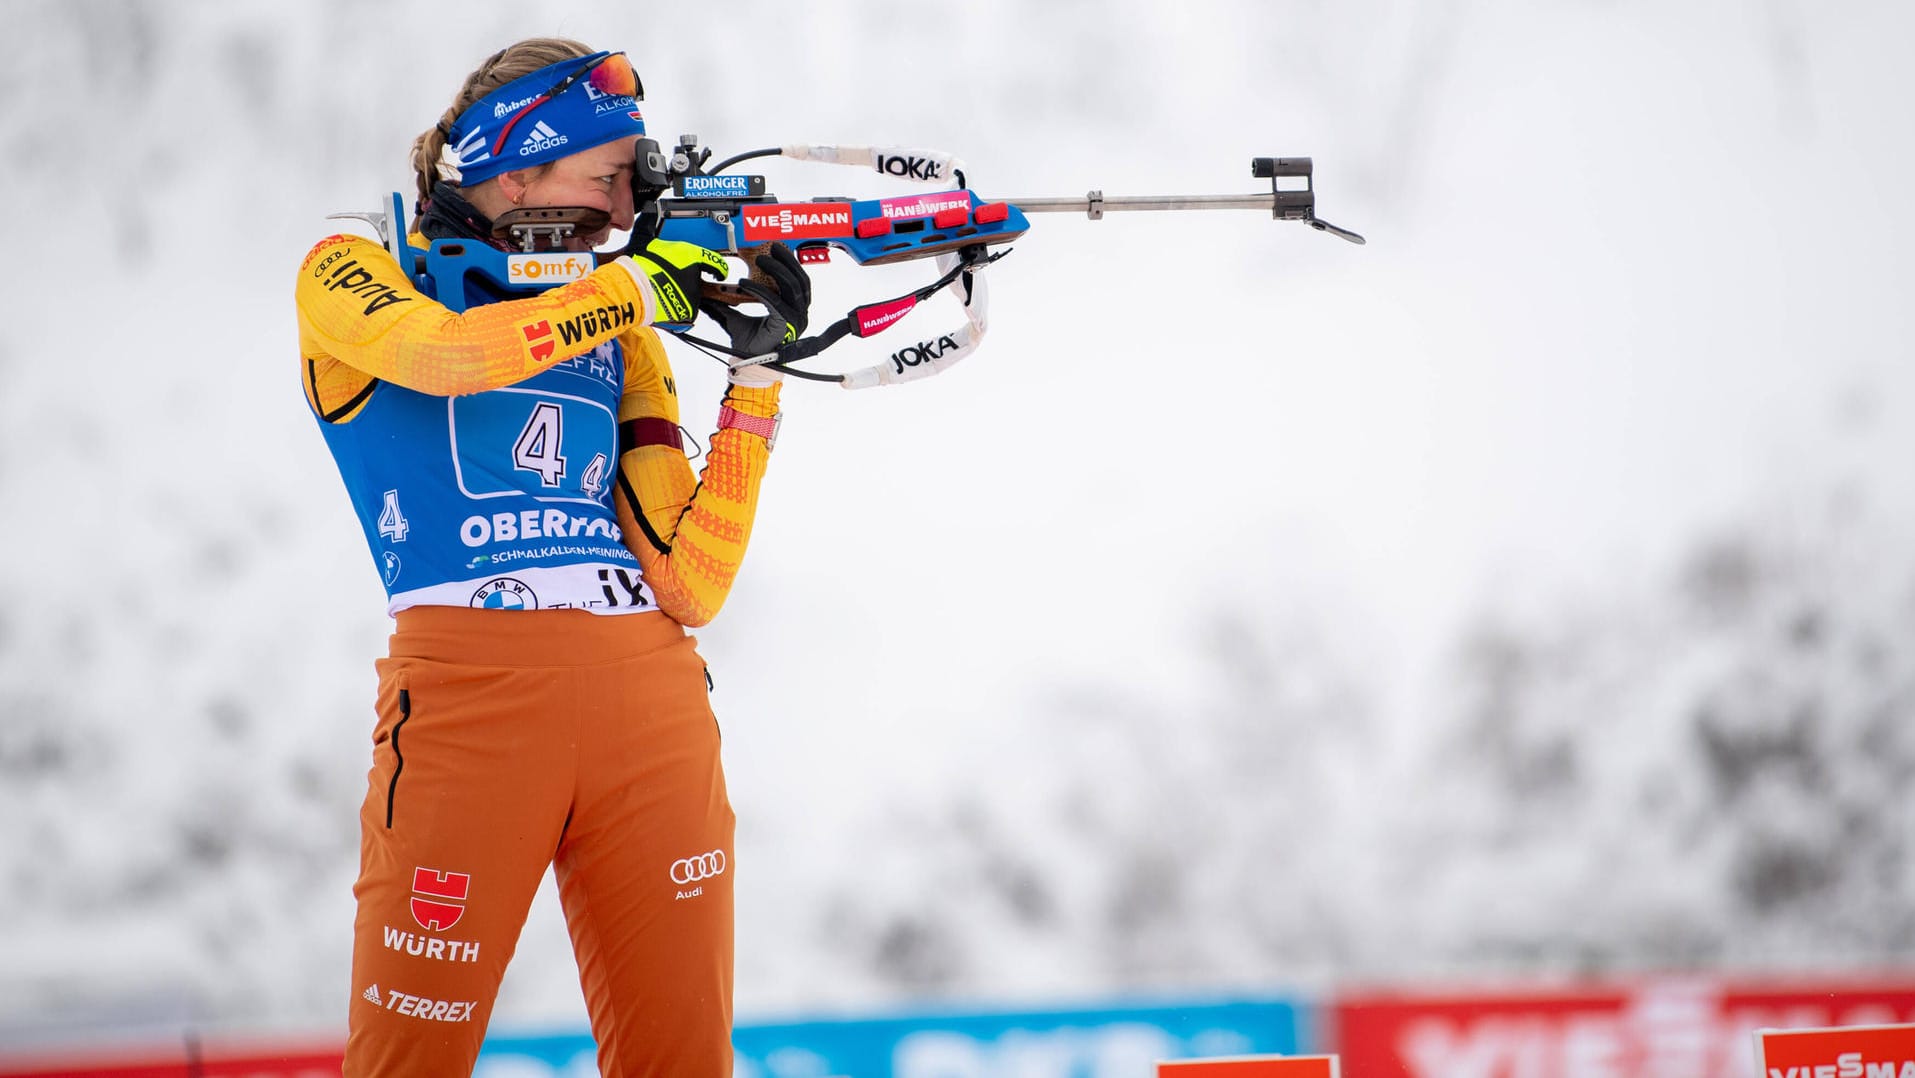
[2,0,1913,1048]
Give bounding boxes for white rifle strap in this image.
[838,252,990,390]
[769,145,992,388]
[778,145,968,186]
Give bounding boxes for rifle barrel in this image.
[1002,190,1366,243]
[1004,193,1284,214]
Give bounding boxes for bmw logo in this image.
[470,577,537,610]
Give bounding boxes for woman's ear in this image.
[494,170,532,207]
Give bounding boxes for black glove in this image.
[698,242,813,359]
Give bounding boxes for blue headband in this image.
[441,51,647,188]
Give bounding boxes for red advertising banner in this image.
[1756,1023,1915,1078]
[0,1040,342,1078]
[1334,977,1915,1078]
[1160,1055,1342,1076]
[739,202,855,241]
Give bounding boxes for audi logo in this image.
[670,850,727,885]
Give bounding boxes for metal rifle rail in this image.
[1004,194,1291,213]
[1003,192,1366,244]
[999,157,1366,244]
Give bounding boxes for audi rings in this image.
[670,850,727,885]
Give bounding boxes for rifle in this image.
[331,137,1364,388]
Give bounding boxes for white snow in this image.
[1,0,1912,1049]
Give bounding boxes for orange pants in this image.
[344,606,735,1077]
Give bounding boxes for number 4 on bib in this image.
[377,489,410,542]
[580,453,608,498]
[513,402,567,487]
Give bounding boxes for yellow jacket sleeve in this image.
[613,330,780,627]
[294,232,655,418]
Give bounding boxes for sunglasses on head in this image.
[490,52,643,156]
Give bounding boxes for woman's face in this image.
[512,134,644,249]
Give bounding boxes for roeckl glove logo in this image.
[648,272,695,324]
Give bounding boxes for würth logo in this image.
[522,320,556,362]
[410,867,471,932]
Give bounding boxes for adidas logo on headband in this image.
[519,121,569,157]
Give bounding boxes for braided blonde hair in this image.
[408,37,595,209]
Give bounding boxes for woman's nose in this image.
[612,181,636,231]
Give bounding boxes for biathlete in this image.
[293,37,808,1077]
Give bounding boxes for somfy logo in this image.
[507,253,592,283]
[670,850,726,884]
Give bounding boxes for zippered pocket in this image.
[384,688,412,829]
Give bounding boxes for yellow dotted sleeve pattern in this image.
[614,331,780,628]
[295,233,653,419]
